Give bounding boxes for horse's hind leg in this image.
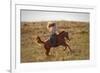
[45,48,50,56]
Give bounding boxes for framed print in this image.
[11,0,96,73]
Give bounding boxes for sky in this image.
[21,10,90,22]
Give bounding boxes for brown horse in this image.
[36,31,72,56]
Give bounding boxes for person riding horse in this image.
[36,31,72,56]
[36,22,72,56]
[47,22,58,47]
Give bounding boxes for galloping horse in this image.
[36,31,72,56]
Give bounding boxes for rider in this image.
[47,22,58,47]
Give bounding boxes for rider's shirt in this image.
[47,22,58,35]
[49,25,57,35]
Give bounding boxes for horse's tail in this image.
[36,36,45,44]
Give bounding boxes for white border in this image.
[11,4,96,73]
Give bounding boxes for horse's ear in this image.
[36,36,40,40]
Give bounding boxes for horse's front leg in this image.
[63,43,73,53]
[63,46,67,51]
[66,44,72,53]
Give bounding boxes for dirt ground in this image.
[21,20,89,63]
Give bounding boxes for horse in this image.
[36,31,72,56]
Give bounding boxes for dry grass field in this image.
[21,20,89,63]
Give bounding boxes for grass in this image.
[21,20,89,63]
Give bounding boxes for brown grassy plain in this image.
[21,21,89,63]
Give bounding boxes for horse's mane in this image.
[58,31,65,35]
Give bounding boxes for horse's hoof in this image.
[67,51,73,55]
[71,50,74,53]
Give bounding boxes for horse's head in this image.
[60,31,70,41]
[65,32,70,41]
